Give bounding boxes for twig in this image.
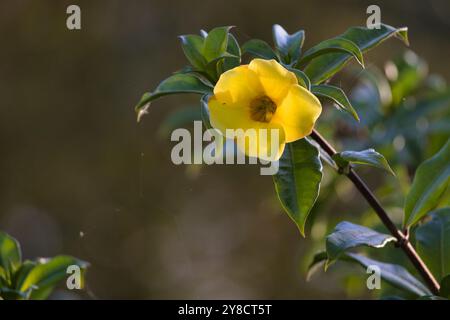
[310,129,440,295]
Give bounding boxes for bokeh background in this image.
[0,0,449,299]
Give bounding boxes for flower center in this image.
[249,96,277,123]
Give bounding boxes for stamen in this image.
[249,96,277,122]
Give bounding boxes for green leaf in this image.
[298,37,364,68]
[273,139,323,236]
[346,253,431,297]
[18,255,89,300]
[241,39,278,60]
[222,33,241,72]
[179,34,207,70]
[326,221,396,267]
[12,260,36,290]
[404,139,450,227]
[288,68,311,91]
[332,148,395,175]
[272,24,305,65]
[311,84,360,121]
[203,26,233,62]
[304,24,408,84]
[440,275,450,298]
[308,251,431,297]
[416,208,450,281]
[0,232,21,280]
[135,73,213,121]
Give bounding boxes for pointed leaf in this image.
[326,221,396,267]
[332,148,395,175]
[0,232,21,280]
[241,39,278,60]
[19,255,89,300]
[404,139,450,227]
[416,208,450,281]
[308,251,431,296]
[203,26,233,62]
[179,34,207,70]
[135,73,213,121]
[305,24,408,84]
[299,37,364,68]
[311,84,360,121]
[273,139,323,236]
[346,253,431,297]
[272,24,305,65]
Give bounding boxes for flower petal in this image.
[272,85,322,142]
[208,96,254,134]
[248,59,297,103]
[208,96,285,161]
[235,121,286,161]
[213,65,263,105]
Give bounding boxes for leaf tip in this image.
[396,27,410,47]
[136,103,150,122]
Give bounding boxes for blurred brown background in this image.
[0,0,449,299]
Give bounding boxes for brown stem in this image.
[310,129,440,295]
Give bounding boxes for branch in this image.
[310,129,440,295]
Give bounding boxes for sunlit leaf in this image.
[311,84,360,121]
[135,74,213,121]
[326,221,396,267]
[273,139,323,236]
[299,37,364,68]
[305,24,408,84]
[404,139,450,227]
[0,232,21,281]
[18,255,89,300]
[332,148,395,175]
[203,26,233,62]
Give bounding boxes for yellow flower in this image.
[208,59,322,161]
